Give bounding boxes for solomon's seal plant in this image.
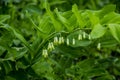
[0,0,120,80]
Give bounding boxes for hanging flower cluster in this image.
[42,31,101,58]
[42,36,65,58]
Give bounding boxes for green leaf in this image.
[37,15,55,39]
[5,48,17,61]
[54,8,72,31]
[49,1,66,6]
[86,68,107,78]
[10,27,34,56]
[56,45,87,58]
[45,2,62,32]
[99,31,118,47]
[113,68,120,76]
[2,61,12,74]
[108,24,120,43]
[72,40,92,47]
[68,14,78,28]
[29,17,47,34]
[101,12,120,24]
[66,30,92,47]
[0,15,10,23]
[16,61,28,69]
[97,4,116,18]
[1,24,34,59]
[77,59,96,70]
[101,39,118,47]
[94,75,115,80]
[32,60,53,76]
[0,27,14,48]
[15,47,27,60]
[5,76,16,80]
[25,5,42,14]
[0,46,6,56]
[72,4,85,28]
[90,24,106,39]
[87,10,100,26]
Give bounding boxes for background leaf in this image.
[0,15,10,23]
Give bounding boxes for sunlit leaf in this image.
[72,4,85,28]
[108,24,120,43]
[90,24,106,39]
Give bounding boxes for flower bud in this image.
[59,37,62,44]
[97,43,101,50]
[50,42,54,49]
[48,42,54,50]
[61,37,64,43]
[72,38,75,45]
[48,43,51,50]
[88,35,91,40]
[78,34,82,40]
[42,49,48,58]
[83,32,86,39]
[58,36,65,44]
[54,37,58,44]
[66,38,70,46]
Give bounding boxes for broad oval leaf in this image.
[101,12,120,24]
[32,61,53,76]
[90,24,106,39]
[108,24,120,43]
[96,4,116,18]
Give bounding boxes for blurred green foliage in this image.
[0,0,120,80]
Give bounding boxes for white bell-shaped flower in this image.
[50,42,54,49]
[72,38,75,45]
[48,43,51,50]
[66,38,70,46]
[48,42,54,50]
[61,37,64,43]
[97,43,101,50]
[54,37,58,44]
[42,49,48,58]
[83,32,86,39]
[59,37,62,44]
[78,34,82,40]
[88,35,91,40]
